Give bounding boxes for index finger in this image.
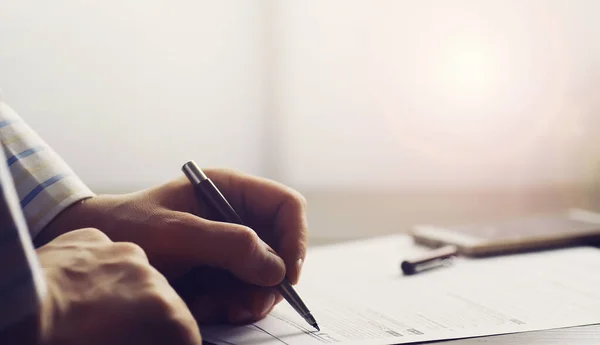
[203,168,309,284]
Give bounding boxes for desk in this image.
[437,325,600,344]
[203,236,600,345]
[203,235,600,345]
[305,236,600,344]
[409,239,600,344]
[204,326,600,345]
[303,189,600,344]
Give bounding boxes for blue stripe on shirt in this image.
[0,119,17,129]
[6,147,45,167]
[20,174,67,208]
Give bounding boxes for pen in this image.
[401,245,457,275]
[182,161,320,331]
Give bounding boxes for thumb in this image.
[173,212,286,286]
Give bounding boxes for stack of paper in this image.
[202,235,600,345]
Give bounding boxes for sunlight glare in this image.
[440,40,500,105]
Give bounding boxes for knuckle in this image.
[114,242,148,260]
[127,259,155,281]
[139,289,176,318]
[104,257,153,282]
[233,227,260,257]
[75,228,112,242]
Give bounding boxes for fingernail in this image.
[230,308,253,324]
[295,258,304,284]
[258,292,276,317]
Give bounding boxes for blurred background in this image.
[2,0,600,244]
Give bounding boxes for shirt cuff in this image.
[24,177,95,238]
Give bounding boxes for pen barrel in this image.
[401,245,457,275]
[408,245,457,265]
[277,279,311,317]
[182,161,317,329]
[195,179,244,225]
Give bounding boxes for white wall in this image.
[2,1,600,193]
[273,0,600,190]
[0,0,267,192]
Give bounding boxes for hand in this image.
[36,169,309,325]
[35,228,202,345]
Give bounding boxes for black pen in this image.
[401,245,457,275]
[182,161,320,331]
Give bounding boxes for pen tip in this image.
[306,313,320,331]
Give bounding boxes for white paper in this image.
[201,235,600,345]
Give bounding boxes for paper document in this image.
[202,235,600,345]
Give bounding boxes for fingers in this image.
[203,169,309,284]
[53,227,112,243]
[38,228,203,345]
[48,229,152,265]
[149,269,203,344]
[243,287,278,322]
[273,196,308,284]
[169,212,286,287]
[190,286,281,325]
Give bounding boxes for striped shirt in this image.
[0,99,94,332]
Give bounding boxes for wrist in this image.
[33,195,115,247]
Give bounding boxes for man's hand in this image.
[36,169,309,325]
[36,228,202,345]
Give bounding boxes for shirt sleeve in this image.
[0,100,95,238]
[0,146,47,332]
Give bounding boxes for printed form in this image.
[202,235,600,345]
